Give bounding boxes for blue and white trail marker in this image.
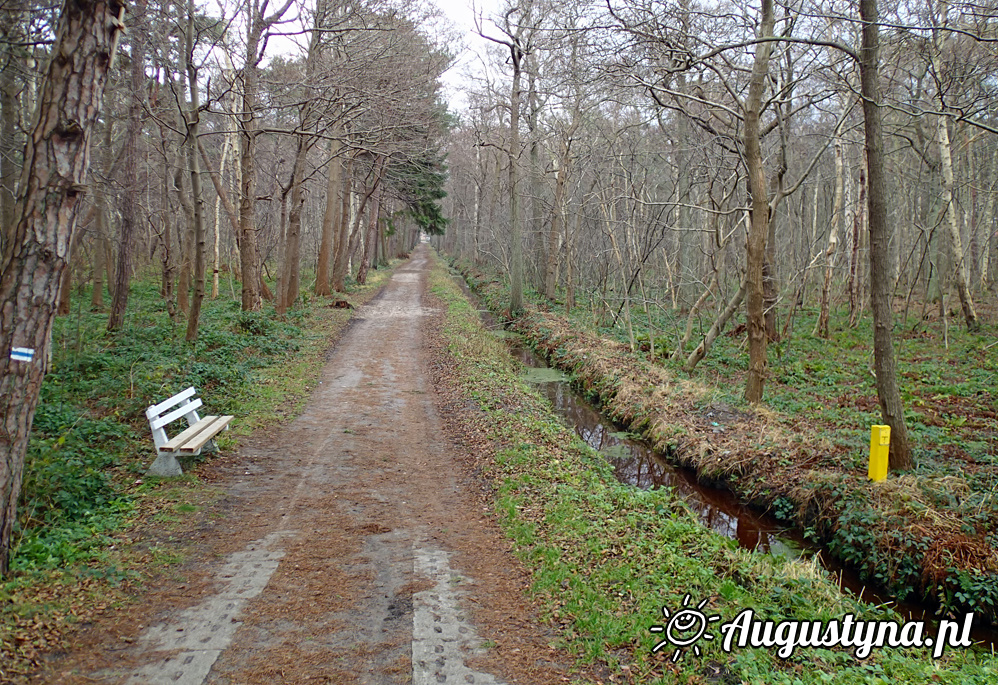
[10,347,35,363]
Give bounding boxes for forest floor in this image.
[28,245,588,684]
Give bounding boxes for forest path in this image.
[47,246,572,684]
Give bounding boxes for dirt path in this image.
[44,246,577,684]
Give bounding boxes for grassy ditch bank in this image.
[0,265,396,681]
[428,253,997,683]
[451,261,998,626]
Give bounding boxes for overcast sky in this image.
[431,0,501,112]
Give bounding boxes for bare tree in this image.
[236,0,295,311]
[478,1,535,316]
[859,0,913,469]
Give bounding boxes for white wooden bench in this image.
[146,387,233,476]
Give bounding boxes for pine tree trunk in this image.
[237,8,265,311]
[107,0,145,331]
[0,7,19,258]
[0,0,125,576]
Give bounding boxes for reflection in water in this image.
[510,344,796,556]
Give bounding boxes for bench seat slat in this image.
[178,415,233,453]
[159,415,219,452]
[151,398,203,431]
[146,387,197,419]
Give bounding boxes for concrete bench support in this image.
[146,387,233,476]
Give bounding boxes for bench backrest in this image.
[146,387,203,450]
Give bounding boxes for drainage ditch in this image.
[452,274,998,647]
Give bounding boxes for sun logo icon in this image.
[649,594,722,662]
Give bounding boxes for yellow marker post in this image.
[868,425,890,482]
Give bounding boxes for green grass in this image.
[431,253,998,684]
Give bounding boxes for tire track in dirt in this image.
[48,246,576,684]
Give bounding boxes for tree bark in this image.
[545,126,575,300]
[859,0,913,470]
[508,41,524,316]
[237,25,262,312]
[815,135,845,338]
[315,138,341,297]
[0,0,125,575]
[184,0,207,341]
[0,5,20,258]
[930,0,977,330]
[742,0,775,403]
[331,154,354,292]
[107,0,145,331]
[174,160,193,315]
[356,157,385,286]
[848,164,866,327]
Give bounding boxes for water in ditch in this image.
[453,275,994,642]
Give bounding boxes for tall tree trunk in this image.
[279,133,311,310]
[848,164,866,327]
[545,126,575,301]
[473,145,483,261]
[331,154,354,292]
[814,134,845,338]
[211,121,233,299]
[0,5,20,257]
[237,54,262,311]
[315,138,341,297]
[981,148,998,290]
[931,0,977,329]
[0,0,125,576]
[184,0,207,342]
[275,180,290,312]
[356,157,384,286]
[174,161,193,315]
[859,0,913,470]
[235,0,294,311]
[508,42,524,316]
[107,0,145,331]
[157,126,175,315]
[280,0,325,309]
[743,0,775,404]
